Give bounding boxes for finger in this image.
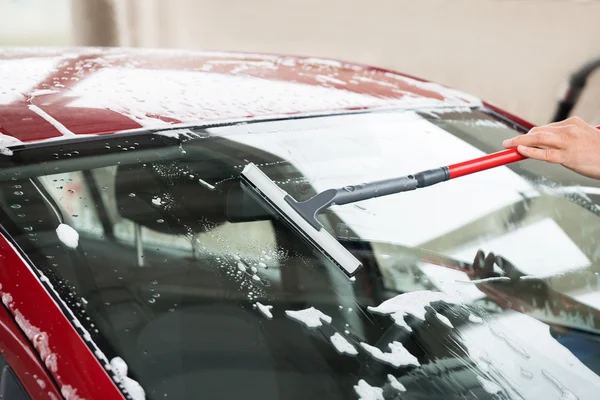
[503,129,564,149]
[481,252,496,278]
[473,249,486,270]
[516,145,563,163]
[495,255,521,280]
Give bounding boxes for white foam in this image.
[0,148,12,156]
[255,302,273,319]
[151,197,163,206]
[469,314,483,323]
[436,313,453,328]
[61,385,84,400]
[110,357,146,400]
[477,376,502,395]
[56,224,79,249]
[354,380,384,400]
[198,178,216,190]
[28,105,75,136]
[30,89,59,97]
[368,290,461,332]
[330,333,358,356]
[241,163,361,275]
[360,341,420,368]
[387,375,406,392]
[237,262,247,272]
[285,307,332,328]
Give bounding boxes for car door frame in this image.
[0,232,126,399]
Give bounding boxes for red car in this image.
[1,47,600,400]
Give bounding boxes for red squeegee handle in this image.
[446,148,526,179]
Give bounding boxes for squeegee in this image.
[240,148,525,277]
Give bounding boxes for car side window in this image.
[0,353,31,400]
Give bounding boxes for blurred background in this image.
[1,0,599,126]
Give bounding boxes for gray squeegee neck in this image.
[285,167,449,230]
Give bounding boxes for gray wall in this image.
[72,0,600,126]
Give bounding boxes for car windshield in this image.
[1,108,600,399]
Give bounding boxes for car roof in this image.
[0,47,482,144]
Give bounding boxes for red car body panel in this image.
[0,47,538,399]
[0,47,485,143]
[0,299,61,399]
[0,235,124,400]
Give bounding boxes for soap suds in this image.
[56,224,79,249]
[469,314,483,323]
[330,333,358,356]
[28,105,75,136]
[387,374,406,392]
[542,370,578,400]
[110,357,146,400]
[30,89,59,97]
[368,290,461,332]
[237,262,247,272]
[285,307,332,328]
[354,379,384,400]
[61,385,84,400]
[0,148,12,156]
[477,376,502,395]
[10,309,58,372]
[151,197,163,206]
[198,178,216,190]
[436,313,453,328]
[255,302,273,319]
[360,341,420,368]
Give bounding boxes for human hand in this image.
[502,117,600,179]
[471,250,524,282]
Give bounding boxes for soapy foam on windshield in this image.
[0,148,12,156]
[489,326,530,359]
[110,357,146,400]
[330,333,358,356]
[56,224,79,249]
[367,290,461,332]
[387,375,406,392]
[360,341,420,368]
[477,376,502,395]
[198,178,216,190]
[237,262,247,272]
[354,380,384,400]
[469,314,483,323]
[285,307,332,328]
[151,197,163,206]
[436,313,454,328]
[541,370,579,400]
[255,302,273,319]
